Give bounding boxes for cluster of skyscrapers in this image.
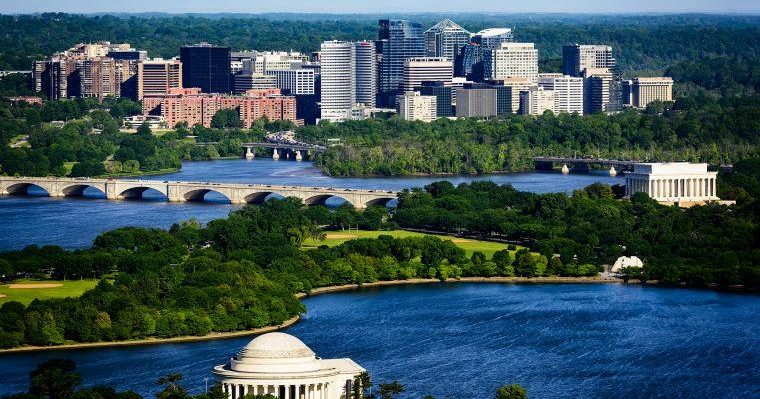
[32,19,674,127]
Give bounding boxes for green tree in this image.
[377,382,404,399]
[210,109,241,129]
[28,359,82,399]
[495,384,527,399]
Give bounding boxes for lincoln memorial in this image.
[213,332,365,399]
[624,162,719,205]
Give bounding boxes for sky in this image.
[1,0,759,14]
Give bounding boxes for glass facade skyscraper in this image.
[180,43,231,93]
[376,19,426,107]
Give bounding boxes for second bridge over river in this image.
[0,177,398,209]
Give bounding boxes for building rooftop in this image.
[474,28,513,37]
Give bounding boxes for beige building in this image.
[538,74,584,115]
[398,91,437,122]
[137,59,182,99]
[484,43,538,84]
[623,77,673,108]
[625,162,719,205]
[402,57,453,93]
[488,77,533,114]
[583,68,616,114]
[519,86,555,116]
[214,333,365,399]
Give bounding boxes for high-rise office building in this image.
[424,19,471,61]
[78,58,122,100]
[137,59,182,99]
[519,86,556,115]
[402,57,453,92]
[454,43,485,81]
[471,28,514,49]
[354,41,377,108]
[562,44,616,77]
[622,77,674,108]
[320,41,356,122]
[538,74,584,115]
[483,43,539,84]
[233,73,278,94]
[180,43,231,93]
[266,68,316,95]
[416,81,453,117]
[456,86,497,117]
[488,77,533,113]
[319,41,377,122]
[583,68,616,114]
[398,91,437,122]
[376,19,426,107]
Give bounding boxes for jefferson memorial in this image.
[213,332,365,399]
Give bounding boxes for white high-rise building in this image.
[402,57,453,92]
[424,19,471,60]
[266,68,316,95]
[471,28,514,49]
[319,41,377,122]
[484,43,538,84]
[538,74,584,115]
[519,86,556,116]
[398,91,437,122]
[354,41,377,108]
[320,41,355,122]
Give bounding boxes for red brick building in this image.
[142,87,299,128]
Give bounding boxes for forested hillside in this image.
[0,13,758,73]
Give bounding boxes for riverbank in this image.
[0,276,619,354]
[0,315,300,354]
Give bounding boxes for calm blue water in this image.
[0,284,757,398]
[0,159,621,250]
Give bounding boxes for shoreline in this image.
[0,276,618,354]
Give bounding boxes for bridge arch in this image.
[364,197,396,208]
[60,183,106,198]
[303,194,353,208]
[4,182,50,196]
[243,191,277,204]
[182,188,232,204]
[117,186,168,201]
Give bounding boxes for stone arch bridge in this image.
[0,177,398,209]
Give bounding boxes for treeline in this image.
[301,94,760,176]
[1,13,759,73]
[667,57,760,97]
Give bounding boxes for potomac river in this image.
[0,283,758,398]
[0,158,622,249]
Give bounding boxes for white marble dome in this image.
[230,332,321,373]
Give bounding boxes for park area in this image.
[303,230,515,259]
[0,279,98,305]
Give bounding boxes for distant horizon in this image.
[2,11,760,16]
[2,0,760,15]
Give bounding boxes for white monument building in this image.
[625,162,719,205]
[214,332,365,399]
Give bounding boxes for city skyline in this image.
[2,0,760,14]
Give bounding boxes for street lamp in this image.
[205,378,209,394]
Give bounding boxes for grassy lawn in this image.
[303,229,519,259]
[0,279,99,305]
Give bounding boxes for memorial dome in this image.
[230,332,320,373]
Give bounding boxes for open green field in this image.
[0,279,98,305]
[303,229,518,259]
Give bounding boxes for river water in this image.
[0,283,757,398]
[0,159,621,249]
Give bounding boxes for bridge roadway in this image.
[0,177,397,209]
[533,156,641,168]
